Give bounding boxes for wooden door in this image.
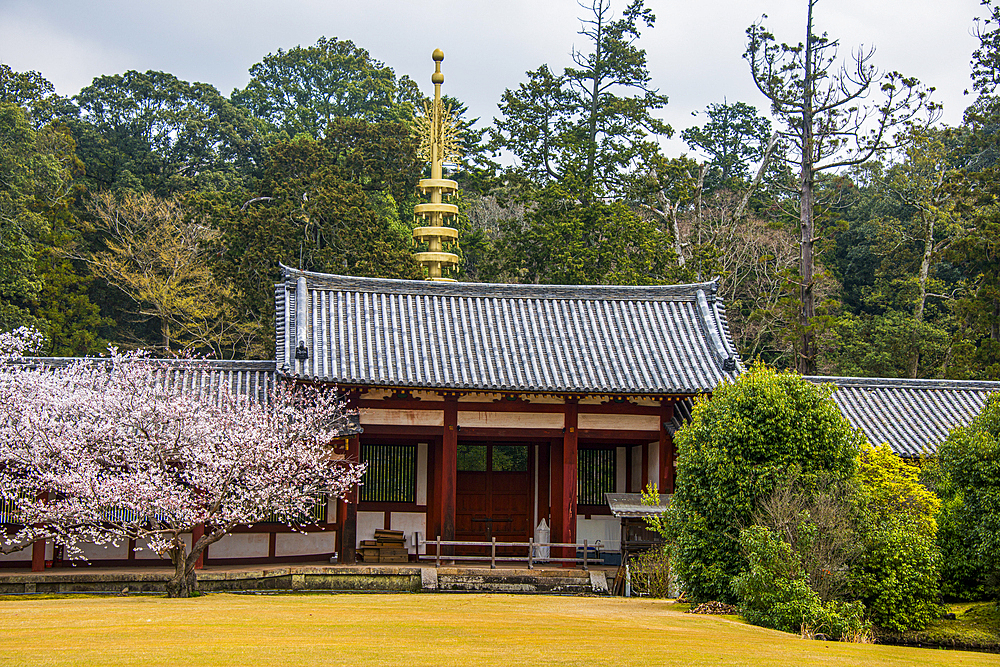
[456,443,531,555]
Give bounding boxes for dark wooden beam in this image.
[362,425,443,437]
[578,429,659,441]
[361,424,659,441]
[358,398,664,415]
[459,427,563,439]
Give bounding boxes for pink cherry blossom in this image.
[0,330,364,597]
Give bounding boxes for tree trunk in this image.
[164,531,215,598]
[993,298,1000,342]
[695,164,706,281]
[160,313,171,354]
[166,546,198,598]
[798,0,817,375]
[671,203,685,268]
[908,210,934,378]
[652,182,685,268]
[733,131,780,224]
[584,2,605,199]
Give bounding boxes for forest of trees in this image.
[1,0,999,380]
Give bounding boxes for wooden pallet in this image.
[359,530,409,563]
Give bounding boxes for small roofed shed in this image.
[807,376,1000,457]
[275,266,742,562]
[605,492,669,561]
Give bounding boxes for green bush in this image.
[852,444,942,632]
[733,525,821,633]
[667,364,863,602]
[811,599,870,642]
[628,546,674,598]
[732,525,870,640]
[935,394,1000,600]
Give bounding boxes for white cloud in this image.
[0,0,985,155]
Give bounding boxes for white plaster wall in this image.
[416,443,428,505]
[647,442,660,491]
[0,550,28,563]
[631,445,643,492]
[275,531,337,557]
[0,541,52,562]
[389,512,427,554]
[578,414,659,431]
[577,516,621,552]
[457,411,563,429]
[356,511,385,547]
[359,408,443,427]
[616,447,627,493]
[79,541,129,560]
[208,533,269,559]
[136,534,191,560]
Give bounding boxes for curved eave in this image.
[275,369,718,398]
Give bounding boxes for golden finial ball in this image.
[432,49,445,62]
[432,72,444,84]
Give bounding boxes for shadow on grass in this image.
[880,602,1000,653]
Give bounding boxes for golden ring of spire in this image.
[412,49,460,282]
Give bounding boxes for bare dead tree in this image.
[745,0,937,373]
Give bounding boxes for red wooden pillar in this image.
[192,523,205,570]
[437,395,458,554]
[557,399,579,565]
[659,400,676,494]
[30,538,45,572]
[31,491,48,572]
[338,433,360,564]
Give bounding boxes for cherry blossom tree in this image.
[0,331,364,597]
[0,326,45,359]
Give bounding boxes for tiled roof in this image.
[605,493,670,517]
[18,358,275,404]
[276,266,742,395]
[807,376,1000,457]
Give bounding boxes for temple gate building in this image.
[276,267,741,563]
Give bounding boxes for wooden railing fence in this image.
[417,536,603,570]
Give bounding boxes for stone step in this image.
[426,567,608,595]
[0,565,610,595]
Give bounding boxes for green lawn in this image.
[0,594,995,667]
[888,602,1000,651]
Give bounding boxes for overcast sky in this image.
[0,0,985,158]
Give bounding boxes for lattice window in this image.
[578,448,616,505]
[361,444,416,503]
[0,496,20,525]
[265,496,327,524]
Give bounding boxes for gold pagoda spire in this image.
[412,49,460,282]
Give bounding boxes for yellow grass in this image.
[0,594,995,667]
